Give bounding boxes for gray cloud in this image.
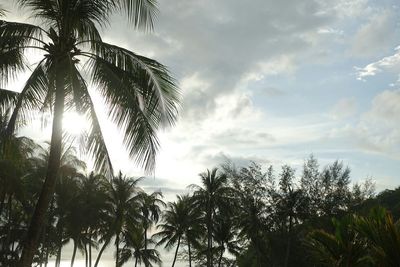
[351,9,399,58]
[106,0,340,121]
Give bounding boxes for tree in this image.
[155,195,195,267]
[119,224,161,267]
[300,155,321,218]
[98,172,141,267]
[0,1,179,265]
[138,190,165,265]
[307,216,371,267]
[214,213,241,267]
[354,207,400,266]
[190,168,231,267]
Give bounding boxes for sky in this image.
[2,0,400,197]
[1,0,400,265]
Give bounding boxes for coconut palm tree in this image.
[214,214,241,267]
[0,1,179,265]
[354,207,400,266]
[190,168,231,267]
[138,190,165,266]
[95,172,141,267]
[307,216,371,267]
[119,224,161,267]
[78,172,108,267]
[155,195,194,267]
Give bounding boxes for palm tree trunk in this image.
[19,61,65,267]
[55,220,63,267]
[207,208,212,267]
[171,235,181,267]
[116,234,120,267]
[71,241,78,267]
[0,189,5,216]
[89,234,92,267]
[144,227,148,267]
[85,243,89,267]
[218,247,224,267]
[94,238,110,267]
[188,241,192,267]
[135,257,138,267]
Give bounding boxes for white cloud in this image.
[355,46,400,80]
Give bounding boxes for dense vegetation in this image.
[1,133,399,267]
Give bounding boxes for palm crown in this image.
[0,1,179,266]
[0,0,179,173]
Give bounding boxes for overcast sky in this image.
[3,0,400,195]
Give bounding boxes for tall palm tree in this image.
[95,172,141,267]
[138,190,165,265]
[154,195,194,267]
[190,168,231,267]
[0,1,179,265]
[119,224,161,267]
[78,172,108,267]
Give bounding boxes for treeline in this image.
[1,134,400,267]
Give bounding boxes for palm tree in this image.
[138,190,165,264]
[78,172,108,267]
[214,214,241,267]
[154,195,194,267]
[0,1,179,265]
[119,224,161,267]
[190,168,231,267]
[354,207,400,266]
[307,216,371,267]
[95,172,141,267]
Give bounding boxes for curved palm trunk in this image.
[134,257,138,267]
[94,238,110,267]
[71,241,78,267]
[171,235,181,267]
[19,61,65,267]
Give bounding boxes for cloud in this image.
[330,97,358,119]
[355,46,400,81]
[105,0,345,123]
[329,89,400,158]
[351,10,399,58]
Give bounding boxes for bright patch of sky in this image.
[2,0,400,197]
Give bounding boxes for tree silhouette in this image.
[0,1,179,265]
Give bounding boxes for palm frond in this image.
[118,0,158,31]
[0,89,19,113]
[86,42,179,172]
[66,60,114,177]
[6,58,51,135]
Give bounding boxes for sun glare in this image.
[62,112,89,136]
